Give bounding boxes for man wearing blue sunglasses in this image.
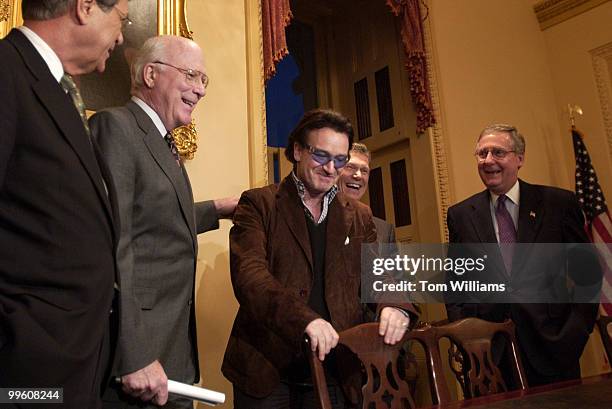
[223,109,417,408]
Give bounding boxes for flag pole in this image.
[567,103,583,130]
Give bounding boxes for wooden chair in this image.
[305,322,450,409]
[433,318,527,398]
[597,315,612,365]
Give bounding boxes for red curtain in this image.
[262,0,292,83]
[386,0,435,133]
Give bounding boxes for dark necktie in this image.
[60,73,90,135]
[164,132,181,166]
[496,194,517,274]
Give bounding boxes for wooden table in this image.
[424,373,612,409]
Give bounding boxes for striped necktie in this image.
[164,132,182,166]
[60,73,90,135]
[496,194,517,274]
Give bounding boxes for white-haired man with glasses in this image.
[445,123,599,387]
[89,35,237,408]
[223,109,417,408]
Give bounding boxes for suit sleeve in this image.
[445,207,468,322]
[90,111,157,375]
[194,200,219,234]
[551,192,600,363]
[229,191,320,348]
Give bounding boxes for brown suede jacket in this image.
[222,175,417,398]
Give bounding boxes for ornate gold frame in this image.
[1,0,199,159]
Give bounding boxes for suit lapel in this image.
[470,191,497,243]
[8,30,114,226]
[513,180,543,276]
[127,102,197,248]
[517,180,543,244]
[277,177,313,269]
[325,193,353,277]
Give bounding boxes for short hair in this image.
[350,142,371,161]
[131,36,196,91]
[478,123,526,154]
[22,0,117,20]
[284,109,354,164]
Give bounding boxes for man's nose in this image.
[322,160,335,174]
[193,82,206,99]
[483,151,496,164]
[116,31,124,46]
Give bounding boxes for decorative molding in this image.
[172,120,198,160]
[533,0,610,30]
[590,42,612,160]
[421,0,451,242]
[1,0,22,39]
[245,0,268,187]
[0,0,10,23]
[158,0,197,159]
[257,0,269,185]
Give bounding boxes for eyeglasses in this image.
[153,61,210,88]
[113,6,133,28]
[475,147,516,161]
[303,144,349,169]
[344,163,369,176]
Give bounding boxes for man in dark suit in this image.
[0,1,127,408]
[338,142,397,246]
[89,36,236,408]
[223,109,417,408]
[445,123,600,387]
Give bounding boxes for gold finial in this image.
[567,104,583,128]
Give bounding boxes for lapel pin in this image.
[344,236,350,245]
[529,211,536,218]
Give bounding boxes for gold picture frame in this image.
[1,0,199,159]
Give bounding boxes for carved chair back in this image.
[306,322,450,409]
[433,318,527,398]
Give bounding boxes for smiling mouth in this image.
[345,183,362,190]
[182,98,196,108]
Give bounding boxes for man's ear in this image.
[75,0,96,25]
[143,64,156,88]
[293,142,303,163]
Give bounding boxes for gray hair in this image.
[478,123,526,154]
[22,0,117,20]
[130,36,198,91]
[350,142,371,161]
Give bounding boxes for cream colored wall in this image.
[428,0,565,203]
[541,0,612,209]
[184,1,251,407]
[539,0,612,377]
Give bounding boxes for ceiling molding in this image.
[533,0,610,30]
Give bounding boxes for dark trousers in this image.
[233,381,347,409]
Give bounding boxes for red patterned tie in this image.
[496,195,517,274]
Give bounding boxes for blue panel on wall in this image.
[265,55,305,148]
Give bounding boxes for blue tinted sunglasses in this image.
[303,144,349,169]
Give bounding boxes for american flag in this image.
[572,129,612,315]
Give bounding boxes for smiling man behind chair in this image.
[224,109,417,408]
[0,0,127,408]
